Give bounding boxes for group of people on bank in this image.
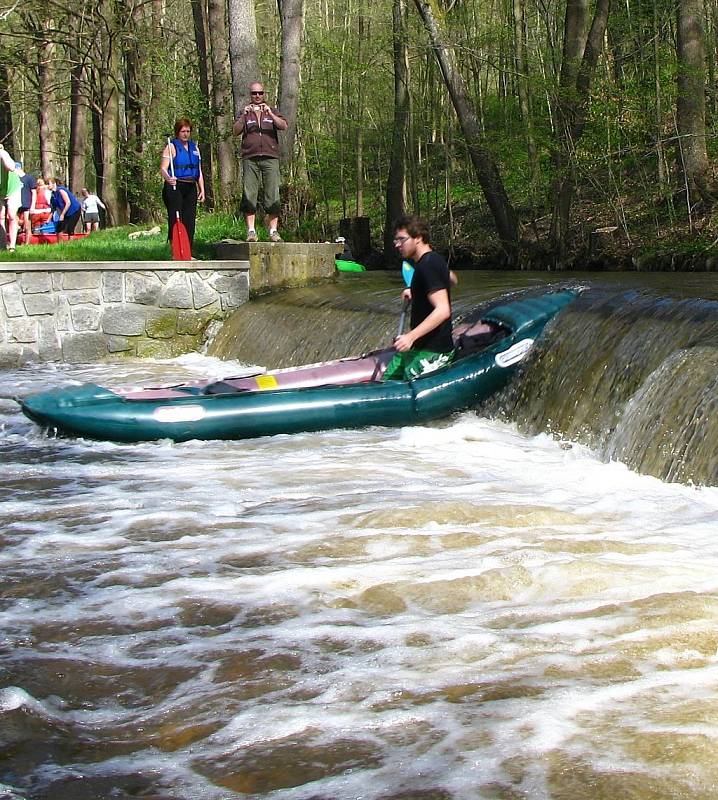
[161,81,456,382]
[0,145,105,251]
[0,80,456,382]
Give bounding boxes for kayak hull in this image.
[20,291,577,443]
[335,259,365,272]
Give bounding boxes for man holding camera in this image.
[233,82,287,243]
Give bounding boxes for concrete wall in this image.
[0,262,250,366]
[215,241,338,295]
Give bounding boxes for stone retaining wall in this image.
[0,262,250,366]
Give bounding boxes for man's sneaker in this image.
[269,230,283,242]
[246,230,258,242]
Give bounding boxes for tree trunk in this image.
[676,0,717,204]
[151,0,167,113]
[98,0,125,225]
[384,0,409,258]
[653,1,667,191]
[91,79,103,198]
[278,0,304,163]
[512,0,537,180]
[228,0,259,115]
[355,12,365,218]
[37,24,61,179]
[124,0,152,222]
[101,77,123,225]
[550,0,611,266]
[412,0,519,263]
[208,0,237,206]
[190,0,215,209]
[69,63,88,193]
[67,10,89,193]
[0,65,15,153]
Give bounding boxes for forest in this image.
[0,0,717,268]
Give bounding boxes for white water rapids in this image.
[2,352,718,799]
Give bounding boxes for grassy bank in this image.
[0,213,251,263]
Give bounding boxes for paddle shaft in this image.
[397,298,410,338]
[167,137,178,194]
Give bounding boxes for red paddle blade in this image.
[171,216,192,260]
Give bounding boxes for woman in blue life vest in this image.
[160,117,206,250]
[47,178,82,237]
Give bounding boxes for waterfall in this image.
[498,289,718,486]
[206,276,718,486]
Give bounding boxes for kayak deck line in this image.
[19,290,578,443]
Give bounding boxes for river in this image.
[1,271,718,799]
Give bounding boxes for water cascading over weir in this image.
[208,282,718,487]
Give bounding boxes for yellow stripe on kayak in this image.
[256,374,279,390]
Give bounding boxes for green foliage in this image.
[0,213,247,262]
[4,0,718,263]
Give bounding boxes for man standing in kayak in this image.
[384,215,454,380]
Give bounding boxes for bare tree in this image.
[412,0,519,263]
[277,0,304,163]
[208,0,237,205]
[384,0,409,257]
[676,0,717,205]
[550,0,611,265]
[190,0,215,208]
[228,0,259,115]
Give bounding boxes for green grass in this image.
[0,212,253,262]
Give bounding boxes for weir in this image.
[499,289,718,487]
[211,278,718,487]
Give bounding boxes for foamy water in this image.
[2,355,718,799]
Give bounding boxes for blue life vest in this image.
[172,139,201,180]
[50,185,81,216]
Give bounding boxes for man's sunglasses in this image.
[251,91,265,96]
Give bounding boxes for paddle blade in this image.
[401,260,414,287]
[171,216,191,260]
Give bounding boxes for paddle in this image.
[166,136,191,261]
[401,259,414,287]
[396,260,414,338]
[397,298,410,338]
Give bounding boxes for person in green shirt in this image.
[0,144,22,252]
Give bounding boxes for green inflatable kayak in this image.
[19,290,577,443]
[336,258,365,272]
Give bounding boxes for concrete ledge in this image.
[215,241,336,295]
[0,259,250,272]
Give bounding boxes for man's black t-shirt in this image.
[409,250,453,352]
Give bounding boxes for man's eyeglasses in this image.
[251,90,265,96]
[393,235,410,245]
